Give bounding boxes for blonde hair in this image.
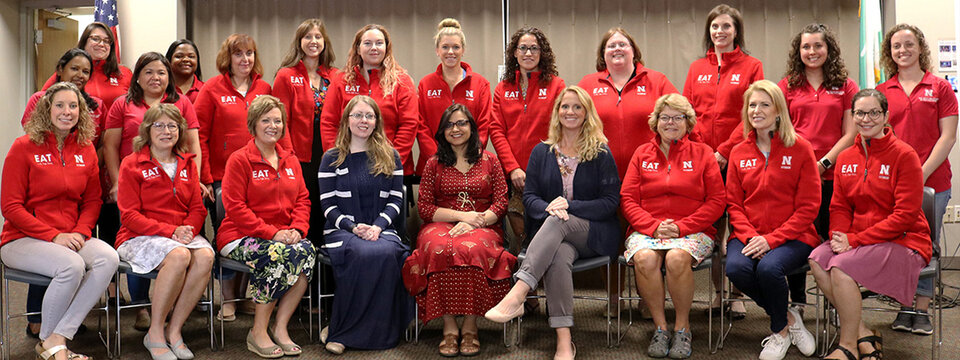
[435,18,465,48]
[741,80,797,147]
[25,82,94,148]
[132,104,189,154]
[647,94,698,133]
[246,95,287,139]
[544,86,608,161]
[343,24,406,96]
[332,95,398,176]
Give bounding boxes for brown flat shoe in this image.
[460,332,480,356]
[439,333,459,357]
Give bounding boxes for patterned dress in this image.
[402,151,516,324]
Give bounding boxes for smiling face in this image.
[348,100,376,142]
[231,47,255,79]
[138,60,169,98]
[710,14,737,52]
[301,26,325,59]
[149,115,180,154]
[747,90,778,133]
[890,29,920,70]
[359,29,386,69]
[799,32,828,70]
[603,32,634,69]
[443,111,472,148]
[657,106,688,142]
[853,96,887,139]
[515,34,541,73]
[84,27,111,61]
[50,89,80,137]
[558,91,586,133]
[58,56,92,90]
[254,107,284,145]
[171,44,198,78]
[436,35,463,69]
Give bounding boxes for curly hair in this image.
[279,19,336,71]
[343,24,406,96]
[595,27,642,71]
[25,82,95,147]
[332,95,398,176]
[544,86,608,162]
[503,27,557,85]
[784,24,848,89]
[434,103,481,167]
[880,23,931,77]
[132,104,189,154]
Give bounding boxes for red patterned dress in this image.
[403,151,516,323]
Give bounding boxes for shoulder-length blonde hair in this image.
[647,93,697,134]
[332,95,397,176]
[544,86,607,161]
[25,82,94,147]
[343,24,406,96]
[132,104,189,154]
[741,80,797,147]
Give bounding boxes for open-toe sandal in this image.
[822,345,857,360]
[460,332,480,356]
[438,333,459,357]
[857,331,883,360]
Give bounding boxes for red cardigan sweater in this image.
[489,71,565,175]
[1,133,102,245]
[726,132,821,249]
[621,135,725,239]
[116,147,206,247]
[273,61,335,163]
[831,130,932,262]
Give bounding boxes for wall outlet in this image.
[946,206,954,223]
[954,206,960,223]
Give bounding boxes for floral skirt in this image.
[227,237,316,303]
[623,231,714,266]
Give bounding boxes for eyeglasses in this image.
[444,119,470,129]
[360,41,385,49]
[88,36,112,45]
[853,110,884,119]
[516,45,541,54]
[658,114,687,124]
[605,42,630,50]
[349,112,376,121]
[151,123,179,131]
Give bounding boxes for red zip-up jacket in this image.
[489,71,565,175]
[273,61,335,163]
[621,134,725,239]
[416,62,492,175]
[1,133,101,245]
[579,67,678,179]
[682,47,764,158]
[726,132,821,249]
[194,73,273,184]
[22,91,106,147]
[215,140,310,251]
[116,147,206,247]
[176,74,205,104]
[105,95,200,159]
[319,66,419,175]
[831,130,931,262]
[43,60,132,113]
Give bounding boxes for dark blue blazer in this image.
[523,142,621,256]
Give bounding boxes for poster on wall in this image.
[938,40,957,72]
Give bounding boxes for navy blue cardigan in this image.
[523,142,621,256]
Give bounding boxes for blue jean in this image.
[726,239,813,333]
[916,189,950,298]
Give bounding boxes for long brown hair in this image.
[503,27,557,85]
[279,19,336,70]
[126,52,179,105]
[785,24,848,89]
[343,24,405,96]
[332,95,398,176]
[215,33,264,77]
[78,22,122,79]
[25,82,95,147]
[702,4,746,53]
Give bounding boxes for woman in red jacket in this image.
[725,80,818,360]
[319,24,418,176]
[877,24,957,335]
[489,26,565,245]
[621,94,724,358]
[116,104,213,360]
[165,39,204,104]
[415,18,492,175]
[42,22,132,112]
[578,27,678,180]
[273,18,336,241]
[809,89,931,360]
[217,96,315,358]
[1,82,118,360]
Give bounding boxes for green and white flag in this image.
[859,0,885,88]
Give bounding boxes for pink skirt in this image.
[809,241,926,305]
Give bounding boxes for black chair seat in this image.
[3,267,52,286]
[517,250,610,272]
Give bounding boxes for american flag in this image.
[94,0,120,59]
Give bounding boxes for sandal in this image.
[460,332,480,357]
[857,331,883,360]
[245,331,282,359]
[35,342,90,360]
[267,326,301,356]
[438,333,459,357]
[822,345,857,360]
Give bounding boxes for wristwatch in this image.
[819,158,833,169]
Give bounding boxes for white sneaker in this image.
[787,307,816,356]
[758,333,789,360]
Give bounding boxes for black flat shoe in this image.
[25,325,39,339]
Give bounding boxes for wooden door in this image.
[34,9,78,92]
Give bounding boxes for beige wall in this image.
[0,0,25,170]
[118,0,181,66]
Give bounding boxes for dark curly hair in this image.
[434,103,481,167]
[880,23,931,77]
[503,27,557,85]
[785,24,848,89]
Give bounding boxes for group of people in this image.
[1,4,954,360]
